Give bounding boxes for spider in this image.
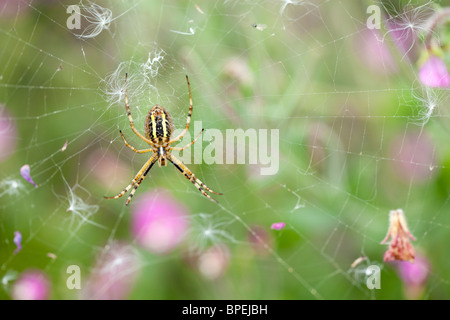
[105,74,222,206]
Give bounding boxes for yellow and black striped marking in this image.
[144,105,174,145]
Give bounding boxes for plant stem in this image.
[425,7,450,50]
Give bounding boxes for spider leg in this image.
[120,130,154,153]
[104,154,157,201]
[169,75,193,144]
[167,153,222,203]
[125,156,157,206]
[123,74,155,146]
[170,128,204,151]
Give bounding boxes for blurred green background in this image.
[0,0,450,300]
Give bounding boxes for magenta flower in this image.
[397,254,430,286]
[13,231,22,254]
[20,164,37,188]
[418,54,450,88]
[11,270,50,300]
[270,222,286,230]
[82,242,140,300]
[0,106,17,162]
[394,254,430,300]
[131,190,189,254]
[357,28,398,75]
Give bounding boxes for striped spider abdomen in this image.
[144,105,175,145]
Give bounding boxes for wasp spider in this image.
[105,75,222,205]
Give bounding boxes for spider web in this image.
[0,0,449,300]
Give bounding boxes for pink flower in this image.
[0,0,30,18]
[86,149,131,189]
[397,254,430,286]
[389,131,436,183]
[82,242,140,300]
[184,244,230,280]
[418,54,450,88]
[394,254,430,300]
[247,225,272,256]
[131,190,189,254]
[20,164,37,188]
[357,28,398,75]
[197,245,230,280]
[270,222,286,230]
[11,270,50,300]
[0,106,17,162]
[13,231,22,254]
[381,209,416,262]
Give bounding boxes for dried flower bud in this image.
[381,209,416,262]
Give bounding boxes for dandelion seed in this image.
[102,49,165,106]
[383,2,435,62]
[65,190,101,229]
[13,231,22,255]
[347,257,382,285]
[20,164,37,188]
[385,19,419,62]
[81,242,140,300]
[0,179,24,197]
[57,179,102,231]
[271,222,286,230]
[411,86,444,125]
[76,0,113,39]
[188,213,236,251]
[381,209,416,262]
[142,49,166,79]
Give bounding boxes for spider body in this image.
[144,105,174,146]
[105,75,222,205]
